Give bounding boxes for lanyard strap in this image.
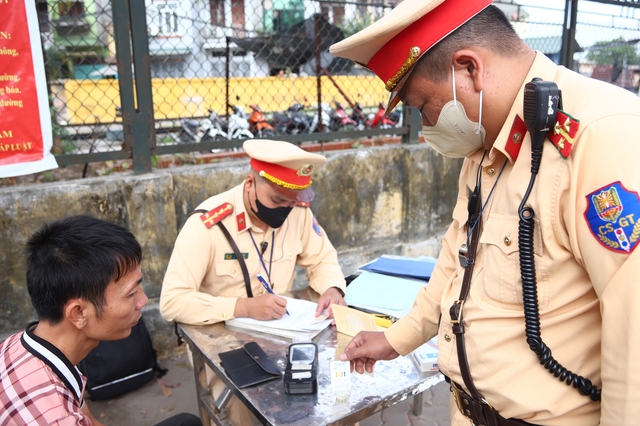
[249,230,274,286]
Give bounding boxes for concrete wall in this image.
[0,144,462,356]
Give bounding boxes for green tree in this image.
[587,37,640,83]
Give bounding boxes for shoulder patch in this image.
[584,182,640,253]
[548,110,579,159]
[200,203,234,229]
[505,114,527,162]
[312,216,322,236]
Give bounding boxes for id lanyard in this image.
[249,230,275,287]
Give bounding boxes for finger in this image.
[365,358,376,373]
[315,298,330,316]
[272,295,287,308]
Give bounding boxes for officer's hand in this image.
[315,287,346,319]
[339,331,399,374]
[234,294,288,320]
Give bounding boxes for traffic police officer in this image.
[161,139,346,424]
[330,0,640,425]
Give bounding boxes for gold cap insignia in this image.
[296,164,314,177]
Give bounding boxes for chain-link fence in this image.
[35,0,640,175]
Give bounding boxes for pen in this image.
[257,274,289,315]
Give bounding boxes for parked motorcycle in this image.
[352,102,399,130]
[227,105,254,140]
[248,104,275,138]
[272,103,312,135]
[329,102,359,131]
[178,109,227,144]
[308,103,333,133]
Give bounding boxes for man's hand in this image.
[339,331,399,374]
[82,404,105,426]
[234,294,288,320]
[315,287,346,318]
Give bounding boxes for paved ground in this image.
[86,347,451,426]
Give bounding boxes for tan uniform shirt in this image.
[386,52,640,425]
[160,183,346,325]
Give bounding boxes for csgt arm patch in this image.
[584,181,640,253]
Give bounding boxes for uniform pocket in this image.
[479,214,547,309]
[214,260,245,286]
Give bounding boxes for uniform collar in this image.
[232,183,252,234]
[489,51,559,164]
[20,321,85,403]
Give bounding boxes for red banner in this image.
[0,0,58,178]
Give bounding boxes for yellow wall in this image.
[62,75,388,125]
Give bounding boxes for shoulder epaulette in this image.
[296,201,310,208]
[548,110,579,159]
[200,203,234,229]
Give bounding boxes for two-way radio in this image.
[519,78,601,402]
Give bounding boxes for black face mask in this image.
[251,185,293,229]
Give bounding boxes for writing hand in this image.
[339,331,399,374]
[234,294,288,320]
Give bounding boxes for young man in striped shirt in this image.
[0,215,200,426]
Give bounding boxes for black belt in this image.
[444,376,534,426]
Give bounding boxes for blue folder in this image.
[359,256,436,281]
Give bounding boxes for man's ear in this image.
[64,299,89,330]
[452,49,484,93]
[244,174,254,193]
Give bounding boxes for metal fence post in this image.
[402,106,421,144]
[111,0,153,174]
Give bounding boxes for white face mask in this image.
[422,65,486,158]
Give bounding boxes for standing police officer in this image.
[330,1,640,425]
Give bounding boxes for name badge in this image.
[225,253,248,260]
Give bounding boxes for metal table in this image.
[178,293,443,425]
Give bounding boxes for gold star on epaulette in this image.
[548,111,579,159]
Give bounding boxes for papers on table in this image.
[331,304,380,337]
[346,255,437,319]
[345,271,427,319]
[225,297,332,341]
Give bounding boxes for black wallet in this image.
[218,342,282,388]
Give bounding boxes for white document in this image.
[225,297,332,339]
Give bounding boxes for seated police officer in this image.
[330,0,640,425]
[160,139,347,425]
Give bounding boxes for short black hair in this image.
[415,5,524,82]
[26,215,142,324]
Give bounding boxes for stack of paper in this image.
[225,297,332,340]
[344,271,428,319]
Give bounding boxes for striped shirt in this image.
[0,322,90,425]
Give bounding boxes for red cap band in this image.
[250,158,313,190]
[368,0,492,91]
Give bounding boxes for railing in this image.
[38,0,640,175]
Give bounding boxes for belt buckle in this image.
[450,380,465,415]
[458,243,468,267]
